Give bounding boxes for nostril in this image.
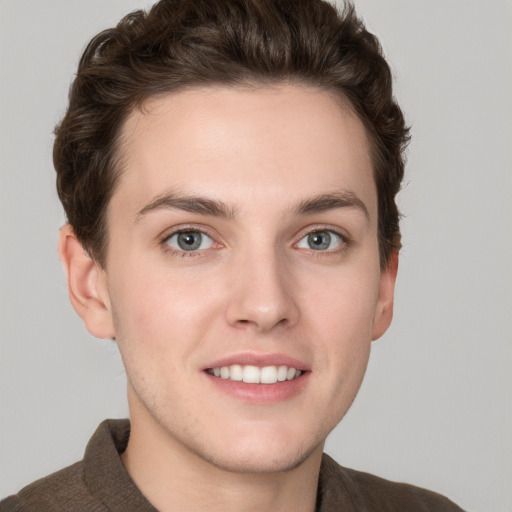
[225,287,300,332]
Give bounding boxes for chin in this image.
[184,424,326,475]
[197,442,320,474]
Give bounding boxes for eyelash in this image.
[159,226,351,258]
[294,226,351,256]
[160,226,219,258]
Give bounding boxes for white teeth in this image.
[277,365,288,381]
[242,365,260,383]
[287,367,296,380]
[230,364,243,381]
[260,366,278,384]
[208,364,303,384]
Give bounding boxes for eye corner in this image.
[294,227,350,253]
[161,227,218,255]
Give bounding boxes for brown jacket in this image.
[0,419,464,511]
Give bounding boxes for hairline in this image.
[94,79,385,269]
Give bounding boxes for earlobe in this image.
[58,224,115,339]
[372,250,399,341]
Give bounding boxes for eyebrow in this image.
[135,190,369,222]
[293,191,369,219]
[135,192,238,221]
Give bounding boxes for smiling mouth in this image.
[206,364,303,384]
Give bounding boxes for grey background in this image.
[1,1,511,510]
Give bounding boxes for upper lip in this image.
[203,352,309,371]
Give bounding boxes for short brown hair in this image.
[54,0,409,268]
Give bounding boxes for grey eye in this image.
[308,231,331,250]
[166,231,213,251]
[296,230,343,251]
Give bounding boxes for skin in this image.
[59,84,398,512]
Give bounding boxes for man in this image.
[0,0,464,510]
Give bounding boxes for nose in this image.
[225,248,300,333]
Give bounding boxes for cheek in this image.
[307,273,377,415]
[108,261,223,354]
[305,267,380,333]
[302,264,380,375]
[109,274,192,395]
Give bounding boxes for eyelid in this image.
[159,223,218,241]
[157,223,350,256]
[159,224,223,255]
[166,230,214,251]
[293,225,350,252]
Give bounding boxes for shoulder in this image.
[0,419,149,512]
[345,467,465,511]
[319,454,465,512]
[0,461,106,512]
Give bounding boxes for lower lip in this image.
[204,372,309,404]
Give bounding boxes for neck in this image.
[122,398,323,512]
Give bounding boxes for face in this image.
[88,84,396,473]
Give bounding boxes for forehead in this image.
[112,84,376,218]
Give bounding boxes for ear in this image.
[58,224,115,339]
[372,249,399,341]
